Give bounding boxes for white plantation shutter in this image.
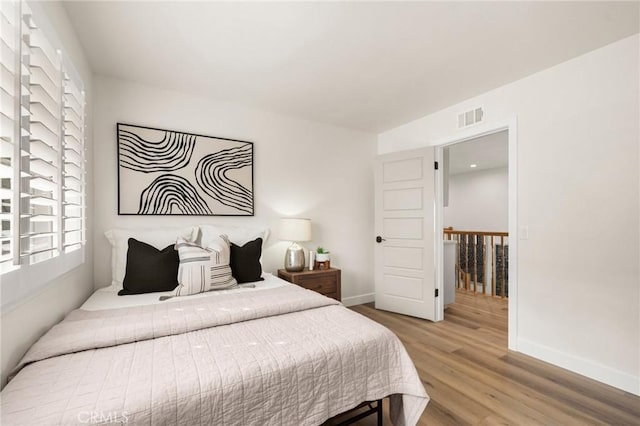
[0,0,85,276]
[0,0,20,270]
[62,71,84,252]
[21,4,62,264]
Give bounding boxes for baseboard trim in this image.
[517,338,639,396]
[341,293,375,307]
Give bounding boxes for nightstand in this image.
[277,268,341,301]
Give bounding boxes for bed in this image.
[1,228,429,425]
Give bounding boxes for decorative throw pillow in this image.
[173,235,238,296]
[118,238,179,295]
[230,237,264,283]
[104,226,198,291]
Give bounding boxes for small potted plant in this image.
[316,247,330,262]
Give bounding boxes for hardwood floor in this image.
[347,289,640,425]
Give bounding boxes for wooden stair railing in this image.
[444,227,509,298]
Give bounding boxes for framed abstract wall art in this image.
[117,123,254,216]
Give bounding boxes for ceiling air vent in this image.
[457,107,484,129]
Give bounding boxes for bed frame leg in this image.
[332,398,384,426]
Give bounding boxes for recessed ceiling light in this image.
[470,164,477,168]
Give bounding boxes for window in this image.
[0,0,85,275]
[1,0,19,269]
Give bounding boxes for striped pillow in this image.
[173,235,237,296]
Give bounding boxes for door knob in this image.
[376,236,386,243]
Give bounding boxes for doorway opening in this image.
[435,122,517,350]
[443,131,509,295]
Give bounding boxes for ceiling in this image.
[447,131,508,176]
[63,1,639,133]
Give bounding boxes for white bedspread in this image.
[2,285,428,425]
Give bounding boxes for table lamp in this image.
[279,218,311,272]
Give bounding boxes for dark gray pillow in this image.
[230,238,264,284]
[118,238,179,295]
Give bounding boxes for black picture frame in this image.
[117,123,254,216]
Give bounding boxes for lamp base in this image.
[284,242,305,272]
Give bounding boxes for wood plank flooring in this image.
[346,289,640,425]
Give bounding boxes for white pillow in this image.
[173,236,237,296]
[104,226,198,290]
[200,225,270,248]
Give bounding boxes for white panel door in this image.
[374,147,437,320]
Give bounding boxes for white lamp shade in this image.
[279,218,312,242]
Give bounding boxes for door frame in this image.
[433,117,518,350]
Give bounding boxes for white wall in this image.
[380,35,640,394]
[445,167,508,231]
[93,75,376,306]
[1,1,94,388]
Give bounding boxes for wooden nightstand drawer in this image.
[296,275,336,294]
[277,268,341,301]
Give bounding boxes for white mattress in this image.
[81,273,290,311]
